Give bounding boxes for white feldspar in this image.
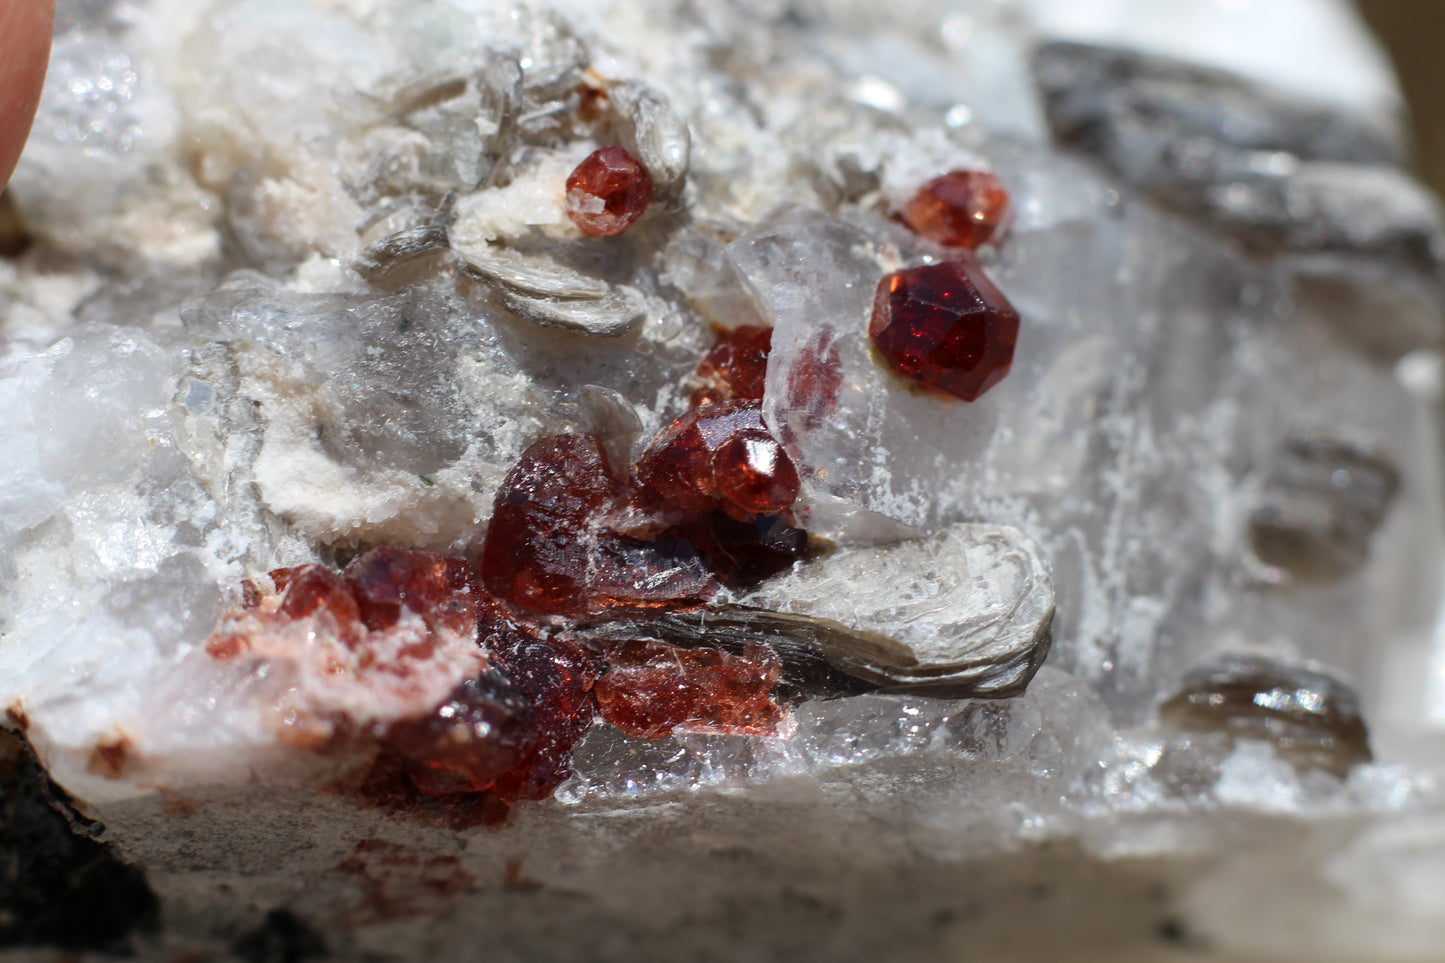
[1,0,1444,960]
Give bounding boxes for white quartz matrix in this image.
[3,0,1445,960]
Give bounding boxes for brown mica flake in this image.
[1158,655,1372,777]
[595,639,787,739]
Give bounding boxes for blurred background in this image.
[1359,1,1445,196]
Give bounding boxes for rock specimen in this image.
[1,0,1444,961]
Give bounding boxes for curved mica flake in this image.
[591,524,1055,698]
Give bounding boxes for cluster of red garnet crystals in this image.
[479,323,807,616]
[477,433,720,617]
[207,545,485,664]
[872,171,1021,402]
[206,543,792,822]
[565,145,654,236]
[898,169,1011,251]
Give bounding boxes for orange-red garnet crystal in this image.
[869,257,1019,402]
[565,146,653,237]
[634,400,800,523]
[691,325,772,407]
[899,170,1010,250]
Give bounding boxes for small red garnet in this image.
[899,170,1010,250]
[634,400,800,522]
[565,146,653,237]
[691,325,772,406]
[869,258,1019,402]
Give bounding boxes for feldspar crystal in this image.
[898,170,1011,249]
[4,0,1445,960]
[869,258,1021,402]
[565,146,654,237]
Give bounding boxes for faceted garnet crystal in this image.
[869,257,1020,402]
[898,170,1011,250]
[565,146,654,237]
[594,639,786,739]
[633,400,800,523]
[479,433,718,616]
[691,325,773,406]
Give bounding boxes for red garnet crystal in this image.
[479,433,719,616]
[899,170,1011,250]
[869,257,1019,402]
[565,146,653,237]
[691,325,773,406]
[633,399,800,523]
[595,639,786,739]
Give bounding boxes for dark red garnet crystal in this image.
[691,325,773,406]
[633,399,800,523]
[565,146,653,237]
[899,170,1011,250]
[869,257,1019,402]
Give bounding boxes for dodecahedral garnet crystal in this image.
[691,325,773,406]
[898,170,1011,250]
[633,400,800,523]
[565,146,654,237]
[869,257,1020,402]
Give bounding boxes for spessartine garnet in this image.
[479,433,718,616]
[594,639,786,739]
[869,257,1019,402]
[899,170,1010,250]
[691,325,772,406]
[633,399,800,523]
[565,146,653,237]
